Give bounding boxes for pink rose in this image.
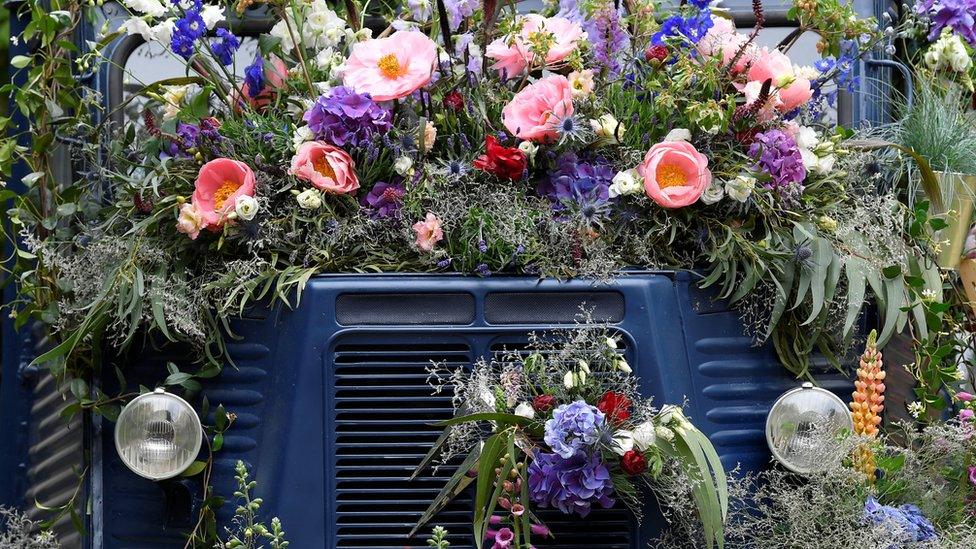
[191,158,256,230]
[486,15,583,77]
[289,141,359,194]
[501,75,574,143]
[343,30,437,101]
[697,18,755,73]
[746,48,813,112]
[637,140,712,208]
[176,202,204,240]
[412,212,444,252]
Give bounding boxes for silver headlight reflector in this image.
[114,388,202,480]
[765,382,853,474]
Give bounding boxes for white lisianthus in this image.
[200,4,225,29]
[725,173,756,202]
[664,128,691,142]
[394,156,415,176]
[700,181,725,205]
[611,429,635,456]
[925,30,972,73]
[120,17,174,44]
[632,421,657,451]
[123,0,167,17]
[234,195,259,221]
[794,126,837,175]
[655,425,675,442]
[608,169,642,198]
[577,359,591,374]
[296,188,323,209]
[271,0,347,51]
[615,356,632,374]
[514,402,535,419]
[292,125,315,151]
[590,114,625,145]
[518,141,539,161]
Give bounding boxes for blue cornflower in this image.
[211,28,240,66]
[243,54,264,98]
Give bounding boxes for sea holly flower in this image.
[288,142,359,194]
[544,401,605,458]
[501,75,574,143]
[303,86,392,148]
[191,158,257,231]
[637,140,712,208]
[342,30,438,101]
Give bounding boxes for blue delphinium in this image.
[243,54,264,98]
[543,401,605,459]
[652,9,714,46]
[171,6,206,60]
[211,28,240,66]
[527,450,615,517]
[863,496,938,544]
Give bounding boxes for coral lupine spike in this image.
[850,330,884,482]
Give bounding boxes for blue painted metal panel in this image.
[93,273,852,548]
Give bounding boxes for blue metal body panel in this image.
[91,273,850,548]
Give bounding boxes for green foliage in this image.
[223,461,289,549]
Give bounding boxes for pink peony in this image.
[412,212,444,252]
[486,15,583,77]
[191,158,256,230]
[697,18,755,73]
[176,202,205,240]
[637,140,712,208]
[289,141,359,194]
[501,75,574,143]
[746,48,813,112]
[342,31,437,102]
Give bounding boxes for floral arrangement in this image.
[416,326,727,548]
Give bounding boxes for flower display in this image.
[289,142,359,194]
[342,31,438,101]
[748,129,807,189]
[501,75,574,142]
[303,87,392,148]
[190,158,256,230]
[638,140,712,208]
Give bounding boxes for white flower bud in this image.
[296,188,323,209]
[608,169,642,198]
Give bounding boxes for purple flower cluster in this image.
[863,497,938,544]
[527,451,615,517]
[443,0,479,31]
[585,4,630,75]
[917,0,976,45]
[539,153,614,208]
[303,87,392,148]
[748,129,807,189]
[543,401,605,459]
[362,181,405,218]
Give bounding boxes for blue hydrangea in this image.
[863,496,938,544]
[211,28,240,66]
[527,451,615,517]
[543,401,605,459]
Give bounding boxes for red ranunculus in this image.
[473,135,527,181]
[443,89,465,112]
[532,394,556,413]
[620,450,647,475]
[597,391,632,424]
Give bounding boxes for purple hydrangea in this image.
[863,497,938,543]
[527,451,615,517]
[538,153,614,208]
[748,129,807,189]
[361,181,405,218]
[917,0,976,46]
[303,87,392,148]
[544,401,605,459]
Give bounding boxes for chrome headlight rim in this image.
[114,388,203,481]
[765,381,854,475]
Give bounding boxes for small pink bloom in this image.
[741,80,783,122]
[342,30,437,101]
[511,503,525,516]
[637,140,712,208]
[191,158,256,230]
[501,75,574,143]
[289,141,359,194]
[412,212,444,252]
[486,15,583,77]
[961,409,975,422]
[494,528,514,547]
[746,48,813,112]
[958,391,974,402]
[968,465,976,487]
[176,202,204,240]
[697,18,755,73]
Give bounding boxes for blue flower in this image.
[538,153,614,216]
[243,54,264,98]
[171,33,195,60]
[527,451,615,517]
[863,496,939,545]
[543,401,605,459]
[211,28,240,66]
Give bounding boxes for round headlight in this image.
[115,388,202,480]
[765,382,853,474]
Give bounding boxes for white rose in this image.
[296,188,323,209]
[292,125,314,151]
[664,128,691,142]
[518,141,538,160]
[514,402,535,419]
[234,195,259,221]
[816,154,836,174]
[700,182,725,205]
[632,421,657,451]
[799,147,819,171]
[794,126,819,150]
[200,4,225,29]
[394,156,415,176]
[608,169,642,198]
[611,429,635,456]
[590,114,625,145]
[725,173,756,202]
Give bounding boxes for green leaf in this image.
[877,272,905,347]
[180,460,208,477]
[473,432,507,549]
[409,444,481,537]
[802,238,833,325]
[842,258,867,338]
[765,262,795,340]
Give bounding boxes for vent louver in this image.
[331,336,636,549]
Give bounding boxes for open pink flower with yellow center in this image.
[637,140,712,208]
[342,31,438,102]
[191,158,256,230]
[502,75,574,143]
[744,48,813,112]
[289,141,359,194]
[412,212,443,252]
[486,15,583,77]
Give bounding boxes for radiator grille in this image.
[331,336,636,549]
[485,292,624,324]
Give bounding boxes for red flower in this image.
[644,45,668,64]
[532,395,556,413]
[597,391,632,424]
[473,135,527,182]
[443,90,465,112]
[620,450,647,476]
